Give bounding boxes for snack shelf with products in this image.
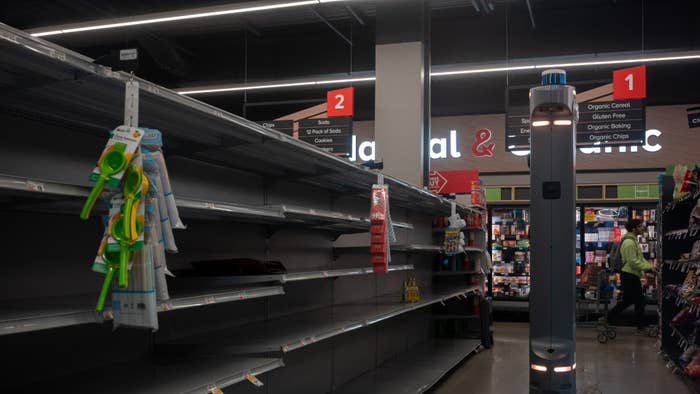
[659,171,700,387]
[489,207,531,300]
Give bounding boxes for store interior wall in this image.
[0,110,437,390]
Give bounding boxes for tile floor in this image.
[434,322,691,394]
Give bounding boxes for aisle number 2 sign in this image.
[327,87,354,117]
[613,65,646,100]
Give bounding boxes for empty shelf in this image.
[0,22,478,217]
[0,294,106,335]
[159,286,285,312]
[335,339,482,394]
[283,264,414,283]
[30,354,283,394]
[0,174,414,235]
[432,314,479,320]
[163,286,480,355]
[433,270,481,276]
[172,265,415,286]
[0,286,283,336]
[334,244,443,255]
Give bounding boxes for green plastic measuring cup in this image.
[121,165,144,239]
[96,250,120,313]
[80,143,127,220]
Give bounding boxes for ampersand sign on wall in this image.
[472,128,495,157]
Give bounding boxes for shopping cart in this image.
[576,265,617,343]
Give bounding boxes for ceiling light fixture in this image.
[174,50,700,95]
[29,0,344,37]
[177,76,375,95]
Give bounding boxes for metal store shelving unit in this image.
[163,287,480,355]
[0,22,486,393]
[335,339,482,394]
[0,286,285,335]
[32,355,285,394]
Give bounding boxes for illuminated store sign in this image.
[348,128,661,162]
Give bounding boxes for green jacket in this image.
[620,232,651,278]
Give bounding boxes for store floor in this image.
[434,322,689,394]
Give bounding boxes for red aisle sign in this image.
[327,87,354,117]
[613,65,646,100]
[428,170,479,195]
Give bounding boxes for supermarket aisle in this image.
[434,322,690,394]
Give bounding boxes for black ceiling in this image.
[2,0,699,121]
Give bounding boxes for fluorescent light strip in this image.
[530,364,548,372]
[531,120,550,127]
[431,53,700,77]
[536,54,700,69]
[431,65,535,77]
[31,0,333,37]
[177,50,700,94]
[178,76,375,95]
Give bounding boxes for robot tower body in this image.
[528,69,578,393]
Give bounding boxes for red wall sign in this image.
[327,87,354,117]
[613,65,646,100]
[428,169,479,195]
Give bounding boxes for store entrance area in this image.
[434,322,688,394]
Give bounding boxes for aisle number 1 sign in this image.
[327,87,354,117]
[613,65,646,100]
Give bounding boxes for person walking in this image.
[605,219,652,333]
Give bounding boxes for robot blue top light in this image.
[529,69,578,393]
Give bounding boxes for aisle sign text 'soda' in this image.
[347,128,662,162]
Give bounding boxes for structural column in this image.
[374,0,430,187]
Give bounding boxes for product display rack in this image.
[0,23,486,393]
[658,175,700,392]
[489,207,531,300]
[431,206,492,348]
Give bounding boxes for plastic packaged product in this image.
[151,150,185,230]
[112,244,158,331]
[140,128,185,230]
[145,197,170,302]
[143,152,178,252]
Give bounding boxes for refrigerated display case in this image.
[490,207,530,300]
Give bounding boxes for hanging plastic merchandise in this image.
[112,244,159,330]
[370,182,396,273]
[145,196,171,302]
[142,128,184,252]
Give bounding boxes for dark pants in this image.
[608,272,646,328]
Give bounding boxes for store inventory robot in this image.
[529,69,578,393]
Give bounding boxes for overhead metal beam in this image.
[525,0,536,30]
[309,7,353,46]
[344,4,365,26]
